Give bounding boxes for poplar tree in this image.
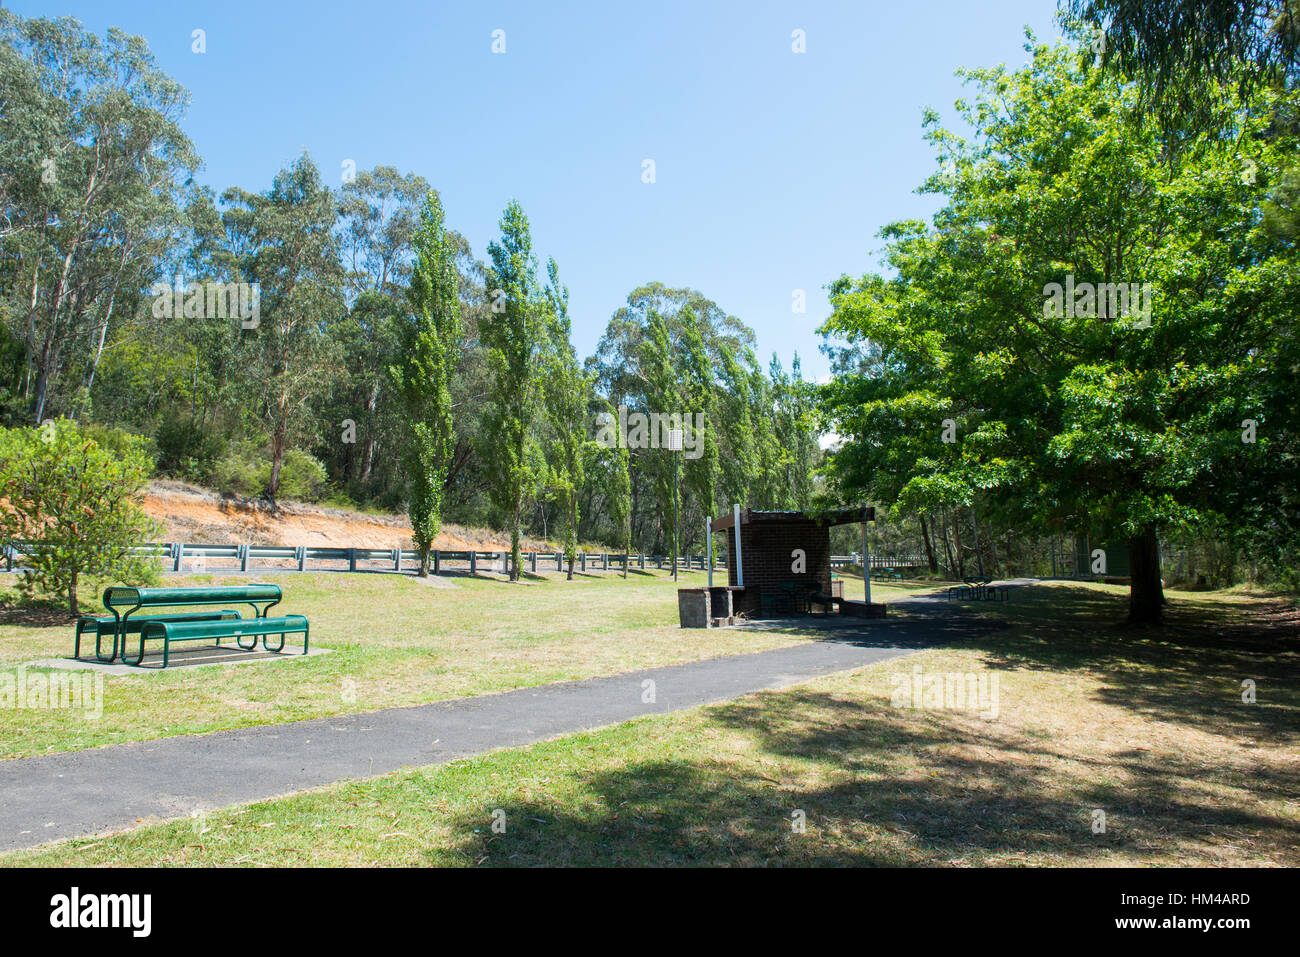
[480,201,549,581]
[542,258,590,580]
[391,191,460,577]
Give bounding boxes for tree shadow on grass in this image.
[947,584,1300,743]
[752,611,1009,651]
[418,687,1297,867]
[0,603,74,628]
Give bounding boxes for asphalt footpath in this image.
[0,593,1004,852]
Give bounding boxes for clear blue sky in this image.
[17,0,1062,379]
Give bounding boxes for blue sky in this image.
[17,0,1063,378]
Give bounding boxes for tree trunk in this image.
[418,547,430,578]
[267,417,287,505]
[920,513,939,573]
[361,380,379,482]
[510,521,521,582]
[952,512,966,578]
[1128,524,1164,624]
[939,509,956,577]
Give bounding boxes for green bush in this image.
[275,448,329,502]
[209,443,263,497]
[209,443,330,502]
[0,419,161,614]
[154,416,224,480]
[81,423,157,466]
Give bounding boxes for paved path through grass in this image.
[0,595,1002,852]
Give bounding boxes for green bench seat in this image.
[126,615,309,669]
[75,610,242,662]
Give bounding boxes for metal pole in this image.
[672,448,679,582]
[706,516,713,588]
[862,520,872,604]
[733,503,744,587]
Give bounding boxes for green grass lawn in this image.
[0,568,927,759]
[7,579,1295,867]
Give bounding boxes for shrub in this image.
[209,443,330,502]
[154,416,223,480]
[0,419,161,614]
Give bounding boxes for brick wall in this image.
[726,519,832,614]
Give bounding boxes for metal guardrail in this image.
[829,554,927,569]
[4,543,729,576]
[3,542,929,576]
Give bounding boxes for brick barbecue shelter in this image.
[678,506,882,626]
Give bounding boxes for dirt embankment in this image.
[144,480,555,551]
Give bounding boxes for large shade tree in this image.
[819,38,1298,623]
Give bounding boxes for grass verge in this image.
[8,580,1294,866]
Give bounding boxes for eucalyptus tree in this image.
[0,11,198,424]
[335,167,432,489]
[221,155,345,504]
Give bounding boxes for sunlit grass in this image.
[8,580,1293,867]
[7,582,1289,868]
[0,569,922,759]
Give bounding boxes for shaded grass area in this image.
[0,570,922,760]
[9,581,1295,867]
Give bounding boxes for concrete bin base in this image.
[841,600,888,618]
[678,588,711,628]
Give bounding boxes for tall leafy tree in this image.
[335,166,431,489]
[820,39,1298,623]
[0,11,198,424]
[1062,0,1299,127]
[480,200,549,581]
[392,191,461,576]
[541,258,590,579]
[678,308,720,536]
[221,155,345,503]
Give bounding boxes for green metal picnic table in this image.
[79,584,283,663]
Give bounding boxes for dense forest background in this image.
[0,12,822,560]
[4,8,1298,611]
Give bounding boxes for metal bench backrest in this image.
[103,584,282,609]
